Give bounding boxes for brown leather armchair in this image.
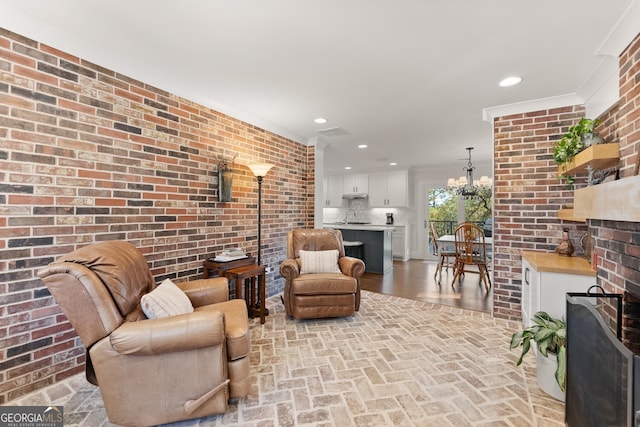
[38,241,251,427]
[279,229,365,320]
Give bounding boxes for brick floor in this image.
[10,291,565,426]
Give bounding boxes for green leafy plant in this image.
[553,118,601,187]
[510,311,566,391]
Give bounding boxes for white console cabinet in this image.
[521,251,596,327]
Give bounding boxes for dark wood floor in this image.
[360,259,492,312]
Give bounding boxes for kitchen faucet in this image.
[344,209,356,224]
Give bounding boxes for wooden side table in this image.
[202,256,256,279]
[225,264,267,324]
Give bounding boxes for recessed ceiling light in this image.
[389,162,398,166]
[358,144,368,149]
[344,166,352,170]
[499,76,523,87]
[314,117,328,124]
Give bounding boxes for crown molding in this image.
[482,93,584,121]
[595,0,640,57]
[578,56,620,119]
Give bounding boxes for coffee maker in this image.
[386,213,394,225]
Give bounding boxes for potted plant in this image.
[553,118,602,186]
[510,311,566,400]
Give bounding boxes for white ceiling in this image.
[1,1,637,176]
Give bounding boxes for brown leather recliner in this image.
[37,241,251,427]
[279,228,365,320]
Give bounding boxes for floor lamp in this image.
[247,163,274,265]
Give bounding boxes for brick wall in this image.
[618,33,640,176]
[492,107,589,319]
[0,29,314,402]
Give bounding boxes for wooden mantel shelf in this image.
[558,143,620,175]
[574,175,640,222]
[557,208,586,222]
[556,142,621,223]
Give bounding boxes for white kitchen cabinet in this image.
[521,251,596,327]
[368,173,387,206]
[368,170,408,207]
[392,225,410,261]
[343,174,368,194]
[323,175,344,207]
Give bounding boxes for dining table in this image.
[435,235,493,282]
[437,234,493,247]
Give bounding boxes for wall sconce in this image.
[218,158,234,202]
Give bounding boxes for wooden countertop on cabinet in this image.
[521,250,595,276]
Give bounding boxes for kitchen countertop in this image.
[323,223,397,231]
[521,250,596,276]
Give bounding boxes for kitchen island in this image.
[323,223,394,274]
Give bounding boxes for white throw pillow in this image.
[141,278,194,319]
[299,249,341,274]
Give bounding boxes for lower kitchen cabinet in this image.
[521,251,596,327]
[338,227,393,274]
[392,225,410,261]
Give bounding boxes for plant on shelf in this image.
[510,311,566,392]
[553,118,601,187]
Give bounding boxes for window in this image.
[428,187,492,254]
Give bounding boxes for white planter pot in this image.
[535,350,565,402]
[581,132,604,147]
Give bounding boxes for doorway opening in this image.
[427,186,492,256]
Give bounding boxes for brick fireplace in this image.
[590,218,640,352]
[582,29,640,353]
[565,192,640,425]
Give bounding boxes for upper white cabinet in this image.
[343,174,368,194]
[323,175,344,207]
[368,170,408,207]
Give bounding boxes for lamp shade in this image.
[247,163,275,178]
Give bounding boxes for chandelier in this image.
[447,147,492,199]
